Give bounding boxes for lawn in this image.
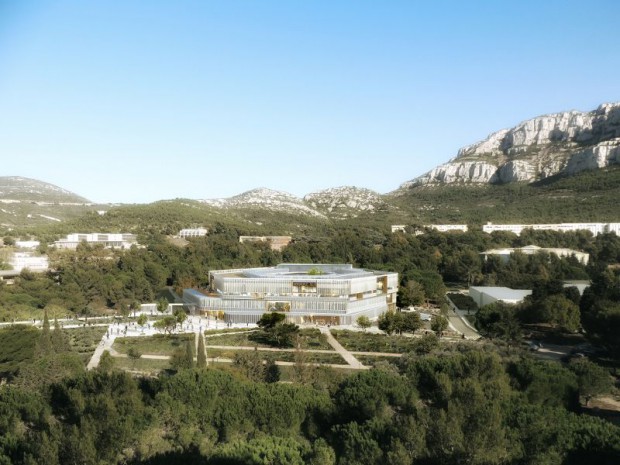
[206,348,345,365]
[355,354,402,367]
[66,326,108,362]
[205,328,332,350]
[112,356,171,374]
[331,330,424,353]
[113,333,194,355]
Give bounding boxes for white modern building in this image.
[15,240,40,249]
[53,233,138,249]
[482,222,620,236]
[183,263,398,325]
[469,286,532,307]
[392,224,469,234]
[178,228,208,238]
[9,252,48,273]
[481,245,589,265]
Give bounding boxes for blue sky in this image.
[1,0,619,203]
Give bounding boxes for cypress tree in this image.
[197,334,207,368]
[36,309,53,355]
[51,318,71,353]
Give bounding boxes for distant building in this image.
[183,263,398,325]
[391,224,468,234]
[15,240,40,249]
[482,222,620,236]
[9,252,48,272]
[54,233,138,250]
[178,228,208,238]
[481,245,589,265]
[239,236,292,251]
[469,286,532,307]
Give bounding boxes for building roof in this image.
[470,286,532,302]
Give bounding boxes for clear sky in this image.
[1,0,619,204]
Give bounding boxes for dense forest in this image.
[1,184,620,464]
[1,334,619,465]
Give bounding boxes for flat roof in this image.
[211,263,395,280]
[470,286,532,301]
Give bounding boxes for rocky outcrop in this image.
[400,102,620,188]
[304,186,388,218]
[200,188,327,218]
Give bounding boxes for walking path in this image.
[319,327,366,369]
[445,294,481,340]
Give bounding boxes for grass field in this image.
[206,348,345,365]
[331,330,424,353]
[112,356,171,373]
[355,354,402,367]
[66,326,108,363]
[205,328,332,350]
[113,333,194,355]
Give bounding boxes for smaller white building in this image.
[481,245,589,265]
[54,233,138,249]
[178,228,208,238]
[9,252,48,272]
[469,286,532,308]
[15,240,40,249]
[482,222,620,237]
[392,224,469,234]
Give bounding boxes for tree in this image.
[127,347,142,369]
[398,280,426,308]
[234,348,265,381]
[540,295,581,332]
[476,302,522,343]
[156,297,169,314]
[256,312,298,347]
[36,309,53,354]
[356,316,371,331]
[378,310,403,335]
[153,315,177,335]
[174,308,188,327]
[137,314,148,329]
[170,339,194,371]
[257,312,286,329]
[51,318,71,353]
[196,334,207,368]
[431,314,449,337]
[401,312,422,334]
[130,300,141,317]
[568,358,613,405]
[98,350,115,373]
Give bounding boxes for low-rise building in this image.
[183,263,398,325]
[392,224,469,234]
[9,252,48,272]
[481,245,589,265]
[15,240,40,249]
[469,286,532,307]
[482,222,620,236]
[178,228,208,238]
[54,233,138,250]
[239,236,292,251]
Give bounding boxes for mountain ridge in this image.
[399,102,620,189]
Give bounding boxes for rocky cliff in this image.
[400,102,620,188]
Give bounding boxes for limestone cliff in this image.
[400,102,620,188]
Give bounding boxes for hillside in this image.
[400,102,620,188]
[0,177,90,203]
[0,177,99,228]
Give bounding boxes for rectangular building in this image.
[183,263,398,325]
